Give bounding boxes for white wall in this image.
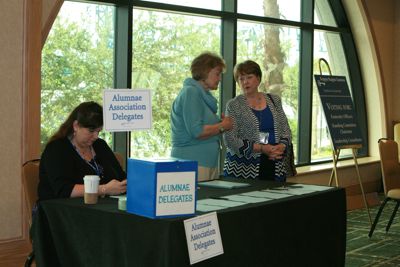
[0,0,24,240]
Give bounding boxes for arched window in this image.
[41,0,367,167]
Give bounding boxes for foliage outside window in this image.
[130,10,220,158]
[41,2,114,150]
[236,21,299,153]
[238,0,301,21]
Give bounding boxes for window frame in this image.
[64,0,367,167]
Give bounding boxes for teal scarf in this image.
[184,78,218,114]
[201,88,218,114]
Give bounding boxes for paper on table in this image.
[263,188,308,195]
[293,184,332,191]
[196,204,226,212]
[241,191,292,199]
[198,180,250,189]
[271,184,332,195]
[223,194,273,203]
[197,198,246,208]
[262,184,333,196]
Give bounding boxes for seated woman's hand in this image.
[105,179,127,195]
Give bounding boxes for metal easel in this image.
[318,58,372,225]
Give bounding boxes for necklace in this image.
[69,137,102,177]
[72,140,92,160]
[246,93,265,110]
[69,137,94,160]
[77,146,90,156]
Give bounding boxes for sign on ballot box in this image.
[126,158,197,219]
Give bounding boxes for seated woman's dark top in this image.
[38,137,126,201]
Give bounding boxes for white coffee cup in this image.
[83,175,100,204]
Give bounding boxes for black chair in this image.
[22,159,40,267]
[369,139,400,237]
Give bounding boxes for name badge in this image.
[259,131,269,144]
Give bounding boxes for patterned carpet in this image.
[346,197,400,267]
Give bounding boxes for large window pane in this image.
[142,0,221,10]
[315,0,337,26]
[238,0,300,22]
[312,31,351,161]
[130,9,220,158]
[237,21,300,160]
[41,2,114,150]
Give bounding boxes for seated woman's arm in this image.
[40,140,81,199]
[70,179,127,197]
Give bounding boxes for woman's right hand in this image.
[105,179,127,195]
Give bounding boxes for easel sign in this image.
[314,58,371,225]
[103,89,152,132]
[314,75,363,149]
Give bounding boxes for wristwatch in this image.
[218,126,225,133]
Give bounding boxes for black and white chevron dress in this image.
[223,93,292,180]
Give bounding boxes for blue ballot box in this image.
[126,158,197,219]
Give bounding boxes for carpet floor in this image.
[346,197,400,267]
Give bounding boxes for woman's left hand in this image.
[266,144,286,160]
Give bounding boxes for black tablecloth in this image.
[32,179,346,267]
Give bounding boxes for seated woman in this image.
[38,101,127,200]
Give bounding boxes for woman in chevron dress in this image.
[223,60,293,181]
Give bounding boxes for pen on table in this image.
[210,196,229,200]
[286,185,303,188]
[268,187,288,191]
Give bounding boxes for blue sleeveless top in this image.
[252,106,275,144]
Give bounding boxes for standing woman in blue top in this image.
[170,52,233,181]
[223,60,295,181]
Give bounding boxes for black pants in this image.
[258,154,275,180]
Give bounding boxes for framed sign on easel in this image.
[314,58,371,225]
